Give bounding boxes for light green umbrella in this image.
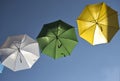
[37,20,78,59]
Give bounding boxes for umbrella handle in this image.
[18,48,20,52]
[58,43,62,48]
[100,26,103,31]
[20,57,22,63]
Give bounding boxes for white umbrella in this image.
[0,34,40,71]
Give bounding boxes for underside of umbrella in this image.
[77,2,119,45]
[37,20,78,59]
[0,34,40,71]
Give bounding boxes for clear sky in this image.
[0,0,120,81]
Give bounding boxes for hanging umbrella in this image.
[0,62,4,73]
[77,2,119,45]
[37,20,78,59]
[0,34,40,71]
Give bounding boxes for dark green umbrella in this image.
[37,20,78,59]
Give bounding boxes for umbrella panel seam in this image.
[80,24,96,35]
[58,28,74,37]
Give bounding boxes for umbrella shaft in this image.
[18,48,20,52]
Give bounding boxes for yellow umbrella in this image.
[77,2,119,45]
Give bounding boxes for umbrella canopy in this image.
[37,20,78,59]
[0,62,4,73]
[77,2,119,45]
[0,34,40,71]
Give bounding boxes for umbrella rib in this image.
[21,45,39,58]
[80,24,95,35]
[99,23,119,28]
[0,48,16,56]
[86,6,95,20]
[40,35,55,39]
[1,50,17,70]
[22,42,36,49]
[98,11,117,21]
[47,30,58,39]
[13,50,30,70]
[13,52,24,70]
[19,35,25,48]
[78,19,95,23]
[58,28,73,37]
[59,37,78,43]
[97,3,105,20]
[20,51,30,66]
[0,47,16,50]
[97,3,102,20]
[97,23,119,39]
[39,34,56,38]
[21,50,39,58]
[42,38,55,52]
[51,31,57,37]
[20,51,33,67]
[54,39,57,59]
[13,52,19,70]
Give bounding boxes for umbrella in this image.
[0,62,4,73]
[77,2,119,45]
[0,34,40,71]
[37,20,78,59]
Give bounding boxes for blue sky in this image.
[0,0,120,81]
